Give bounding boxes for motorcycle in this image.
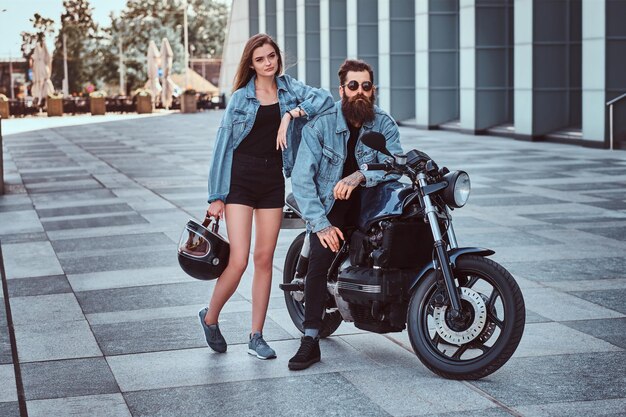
[280,131,525,380]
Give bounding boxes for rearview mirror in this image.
[360,131,392,156]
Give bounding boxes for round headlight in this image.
[442,171,471,208]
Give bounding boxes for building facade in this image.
[219,0,626,149]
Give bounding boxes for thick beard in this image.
[341,91,376,126]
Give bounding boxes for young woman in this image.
[199,34,333,359]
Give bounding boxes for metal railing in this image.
[606,92,626,150]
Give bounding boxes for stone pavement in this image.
[0,111,625,417]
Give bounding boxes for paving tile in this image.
[2,241,64,279]
[37,203,135,218]
[564,318,626,350]
[107,338,377,392]
[67,266,189,292]
[20,357,119,400]
[86,303,209,325]
[521,287,625,321]
[0,402,20,417]
[51,232,174,253]
[15,319,101,362]
[415,409,515,417]
[92,312,291,355]
[570,288,626,315]
[341,366,495,416]
[124,373,390,417]
[470,352,626,406]
[468,195,566,207]
[42,213,148,232]
[579,225,626,241]
[7,275,71,297]
[75,281,234,314]
[0,364,17,402]
[516,398,626,417]
[0,210,43,235]
[10,293,84,325]
[59,248,175,274]
[26,393,132,417]
[512,322,621,358]
[506,257,626,282]
[0,232,49,244]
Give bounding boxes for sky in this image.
[0,0,128,59]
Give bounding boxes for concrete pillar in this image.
[515,0,582,138]
[320,0,331,92]
[249,0,259,35]
[347,0,358,59]
[604,0,626,148]
[459,0,513,132]
[266,0,277,38]
[329,0,347,98]
[258,0,266,34]
[389,0,415,121]
[283,0,298,77]
[378,0,391,112]
[581,0,606,143]
[304,0,321,87]
[415,0,459,128]
[357,0,378,76]
[297,0,306,81]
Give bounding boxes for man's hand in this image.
[333,171,365,200]
[316,226,344,252]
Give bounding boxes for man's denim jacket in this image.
[207,74,333,203]
[292,101,403,233]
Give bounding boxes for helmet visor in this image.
[178,226,211,258]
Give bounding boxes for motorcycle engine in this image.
[335,219,434,333]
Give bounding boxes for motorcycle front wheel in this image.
[407,255,525,380]
[283,232,342,338]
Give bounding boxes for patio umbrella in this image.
[145,40,162,104]
[160,38,178,109]
[31,41,55,106]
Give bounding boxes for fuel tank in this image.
[358,181,415,230]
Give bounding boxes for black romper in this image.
[226,103,285,209]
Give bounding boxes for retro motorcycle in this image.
[280,132,525,380]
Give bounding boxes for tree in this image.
[99,0,228,91]
[97,16,185,93]
[50,0,100,94]
[20,13,55,61]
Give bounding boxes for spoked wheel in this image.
[283,232,342,338]
[407,255,525,380]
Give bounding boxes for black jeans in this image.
[303,194,360,330]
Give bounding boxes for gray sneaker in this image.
[248,332,276,360]
[198,308,227,353]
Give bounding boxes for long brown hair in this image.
[232,33,283,92]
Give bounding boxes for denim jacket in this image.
[207,74,334,203]
[292,101,403,233]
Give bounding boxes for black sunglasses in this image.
[342,80,374,92]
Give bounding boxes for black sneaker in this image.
[198,307,227,353]
[288,336,320,370]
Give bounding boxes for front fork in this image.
[418,174,463,318]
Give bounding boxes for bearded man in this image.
[288,59,403,370]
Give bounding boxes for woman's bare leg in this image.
[205,204,254,325]
[250,208,283,334]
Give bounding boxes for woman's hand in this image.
[207,200,225,219]
[276,113,291,151]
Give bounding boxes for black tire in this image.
[283,232,342,338]
[407,255,525,380]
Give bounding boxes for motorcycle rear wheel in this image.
[283,232,342,338]
[407,255,525,380]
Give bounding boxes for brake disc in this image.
[432,287,487,345]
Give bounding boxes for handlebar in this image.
[360,162,389,171]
